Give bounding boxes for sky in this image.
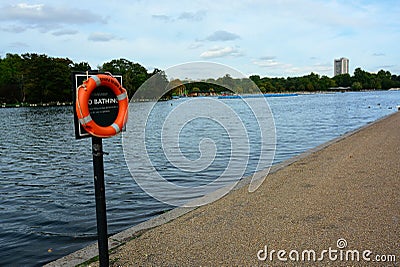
[0,0,399,78]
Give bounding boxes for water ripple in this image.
[0,91,399,265]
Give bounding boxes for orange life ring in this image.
[76,74,128,138]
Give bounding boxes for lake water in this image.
[0,91,399,266]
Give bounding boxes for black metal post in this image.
[91,137,109,267]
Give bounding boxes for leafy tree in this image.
[239,78,258,93]
[0,54,24,103]
[134,69,168,100]
[259,79,275,92]
[333,73,351,87]
[249,75,261,85]
[319,75,335,90]
[216,74,235,90]
[168,79,186,96]
[377,70,393,89]
[353,67,371,89]
[71,62,91,72]
[20,53,72,103]
[100,58,149,98]
[351,81,363,90]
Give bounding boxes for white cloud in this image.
[52,29,78,36]
[253,58,289,68]
[88,32,121,42]
[8,41,29,48]
[178,10,206,21]
[290,63,333,76]
[0,24,27,33]
[0,0,399,77]
[205,30,240,41]
[253,57,332,76]
[188,42,203,49]
[376,64,396,70]
[152,14,172,22]
[259,56,277,61]
[200,46,241,59]
[0,3,106,31]
[152,10,206,22]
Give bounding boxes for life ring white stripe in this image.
[111,123,120,133]
[91,75,101,87]
[79,115,92,125]
[117,92,127,101]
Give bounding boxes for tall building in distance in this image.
[334,57,349,76]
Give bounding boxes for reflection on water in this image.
[0,91,399,266]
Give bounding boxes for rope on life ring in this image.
[76,74,128,138]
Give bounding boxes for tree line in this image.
[1,53,399,104]
[249,69,400,93]
[0,53,156,104]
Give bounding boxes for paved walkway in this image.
[107,112,399,266]
[51,112,399,266]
